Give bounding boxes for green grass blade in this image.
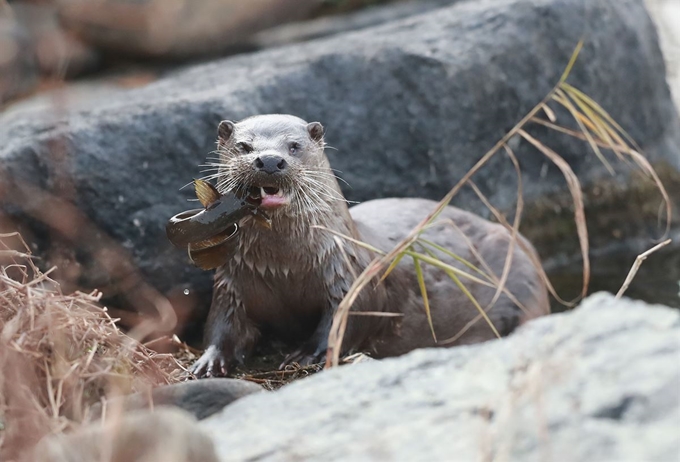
[417,238,492,282]
[403,250,496,288]
[380,253,406,282]
[561,82,642,150]
[412,256,437,342]
[559,39,585,84]
[553,89,615,174]
[443,268,501,339]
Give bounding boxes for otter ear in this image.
[307,122,324,143]
[217,120,235,143]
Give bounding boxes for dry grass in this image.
[615,239,672,299]
[0,232,186,461]
[325,42,673,368]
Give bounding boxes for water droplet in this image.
[183,289,190,295]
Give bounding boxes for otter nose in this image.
[253,155,287,175]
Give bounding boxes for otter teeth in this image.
[260,187,284,197]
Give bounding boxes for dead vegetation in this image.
[0,232,185,461]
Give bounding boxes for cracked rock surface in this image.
[200,292,680,461]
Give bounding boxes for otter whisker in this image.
[197,166,224,173]
[307,187,342,207]
[300,177,347,203]
[297,184,333,220]
[292,179,328,224]
[301,168,352,188]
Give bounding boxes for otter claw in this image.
[191,346,230,378]
[279,346,326,370]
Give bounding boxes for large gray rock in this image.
[250,0,463,48]
[0,6,39,104]
[199,292,680,461]
[0,0,678,335]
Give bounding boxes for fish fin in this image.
[252,214,272,230]
[194,179,221,208]
[249,209,272,229]
[189,238,237,270]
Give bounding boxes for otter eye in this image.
[289,142,301,155]
[236,142,253,153]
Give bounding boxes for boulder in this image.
[31,408,219,462]
[199,292,680,461]
[56,0,319,59]
[0,5,40,104]
[13,2,101,79]
[645,0,680,109]
[0,0,678,337]
[250,0,462,49]
[89,378,264,421]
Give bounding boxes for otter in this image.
[190,114,549,378]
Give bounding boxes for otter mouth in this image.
[247,185,289,210]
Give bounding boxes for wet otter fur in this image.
[190,114,549,378]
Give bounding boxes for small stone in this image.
[34,408,219,462]
[89,378,264,421]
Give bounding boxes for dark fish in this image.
[187,225,240,270]
[166,179,270,270]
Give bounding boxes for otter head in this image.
[214,114,340,223]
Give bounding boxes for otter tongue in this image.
[260,187,287,208]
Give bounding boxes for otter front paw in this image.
[190,346,230,378]
[279,344,326,369]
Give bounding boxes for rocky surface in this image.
[251,0,462,49]
[0,0,678,336]
[57,0,318,59]
[33,408,219,462]
[89,378,264,421]
[0,5,39,104]
[12,2,101,79]
[199,292,680,461]
[646,0,680,110]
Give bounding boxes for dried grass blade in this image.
[563,87,626,159]
[541,104,557,123]
[484,143,523,309]
[553,88,615,174]
[435,217,534,313]
[616,239,672,298]
[312,225,385,255]
[561,82,642,150]
[519,129,590,299]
